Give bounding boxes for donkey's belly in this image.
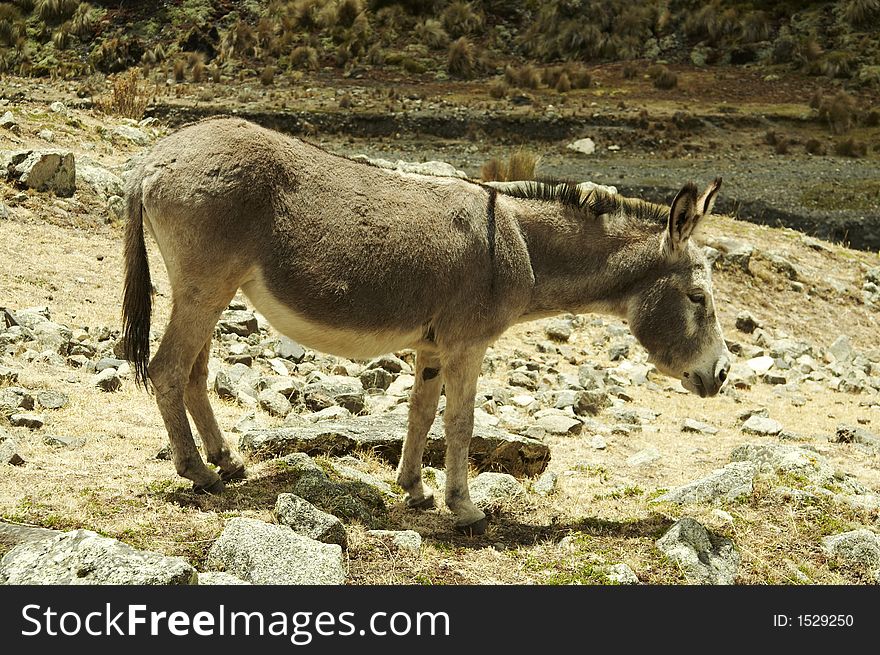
[240,278,424,360]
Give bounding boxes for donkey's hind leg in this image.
[185,341,246,481]
[397,350,443,509]
[150,301,228,493]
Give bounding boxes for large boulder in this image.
[8,150,76,197]
[0,530,197,584]
[821,529,880,568]
[655,518,740,585]
[651,462,757,505]
[275,493,347,548]
[206,517,344,585]
[240,414,551,477]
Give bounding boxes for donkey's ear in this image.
[665,182,699,255]
[698,177,722,217]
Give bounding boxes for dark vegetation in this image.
[1,1,878,85]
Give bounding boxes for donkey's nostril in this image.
[718,368,727,383]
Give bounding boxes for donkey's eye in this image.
[688,292,706,305]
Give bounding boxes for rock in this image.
[217,310,258,337]
[730,443,834,487]
[567,138,596,155]
[95,357,127,372]
[469,472,526,511]
[275,493,347,548]
[258,389,291,417]
[277,453,386,526]
[385,374,414,396]
[11,150,76,197]
[705,237,752,271]
[360,367,394,391]
[0,521,60,550]
[276,337,306,362]
[366,530,422,554]
[821,529,880,568]
[78,164,124,197]
[627,448,661,467]
[655,517,740,585]
[533,470,558,495]
[651,462,757,505]
[608,342,630,361]
[545,319,573,342]
[606,563,639,585]
[303,375,365,414]
[112,125,150,145]
[206,517,344,585]
[828,335,853,363]
[0,386,34,412]
[43,434,85,449]
[735,311,759,334]
[0,439,25,465]
[832,424,879,446]
[35,390,68,410]
[33,320,72,354]
[681,418,719,435]
[366,355,411,375]
[50,101,66,113]
[331,461,396,496]
[197,571,251,585]
[93,368,122,392]
[305,406,352,423]
[741,415,782,436]
[745,355,774,375]
[9,413,44,429]
[241,415,551,477]
[37,129,54,142]
[766,252,799,279]
[508,370,538,391]
[0,530,197,584]
[536,414,582,436]
[590,435,607,449]
[0,110,17,131]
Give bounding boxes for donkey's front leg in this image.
[441,346,488,535]
[397,350,443,509]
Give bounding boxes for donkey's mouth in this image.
[682,371,710,398]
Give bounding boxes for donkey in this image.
[122,117,730,535]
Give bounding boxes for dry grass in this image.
[480,149,539,182]
[93,68,152,119]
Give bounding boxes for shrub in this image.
[442,1,483,38]
[52,23,72,49]
[337,0,364,28]
[804,138,826,155]
[0,6,24,48]
[488,79,507,98]
[622,62,638,79]
[505,63,540,89]
[648,64,677,89]
[834,137,867,157]
[36,0,78,25]
[818,91,856,134]
[173,58,185,82]
[447,36,474,79]
[740,11,772,44]
[555,71,572,93]
[480,149,538,182]
[95,68,151,120]
[414,18,449,50]
[260,65,276,86]
[843,0,880,29]
[291,45,319,69]
[774,139,789,155]
[191,57,205,83]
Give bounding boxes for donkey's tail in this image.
[121,172,152,390]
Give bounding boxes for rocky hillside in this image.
[1,97,880,585]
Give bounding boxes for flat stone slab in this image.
[207,517,344,585]
[0,530,197,584]
[240,415,550,477]
[651,462,757,505]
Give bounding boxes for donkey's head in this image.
[626,178,731,397]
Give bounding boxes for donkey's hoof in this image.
[405,493,436,510]
[220,465,247,482]
[193,478,225,495]
[455,516,488,536]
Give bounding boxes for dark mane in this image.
[496,178,669,226]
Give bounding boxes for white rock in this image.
[567,137,596,155]
[367,529,422,554]
[627,448,660,467]
[745,355,774,374]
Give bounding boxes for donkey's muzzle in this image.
[686,355,730,398]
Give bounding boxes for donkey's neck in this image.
[512,201,662,321]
